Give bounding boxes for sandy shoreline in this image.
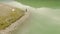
[0,1,31,34]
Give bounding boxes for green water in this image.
[16,0,60,8]
[15,0,60,34]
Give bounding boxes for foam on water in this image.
[1,1,60,34]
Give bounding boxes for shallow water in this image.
[1,1,60,34]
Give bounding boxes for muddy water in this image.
[1,1,60,34]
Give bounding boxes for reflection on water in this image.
[1,1,60,34]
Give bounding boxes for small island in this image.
[0,3,25,30]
